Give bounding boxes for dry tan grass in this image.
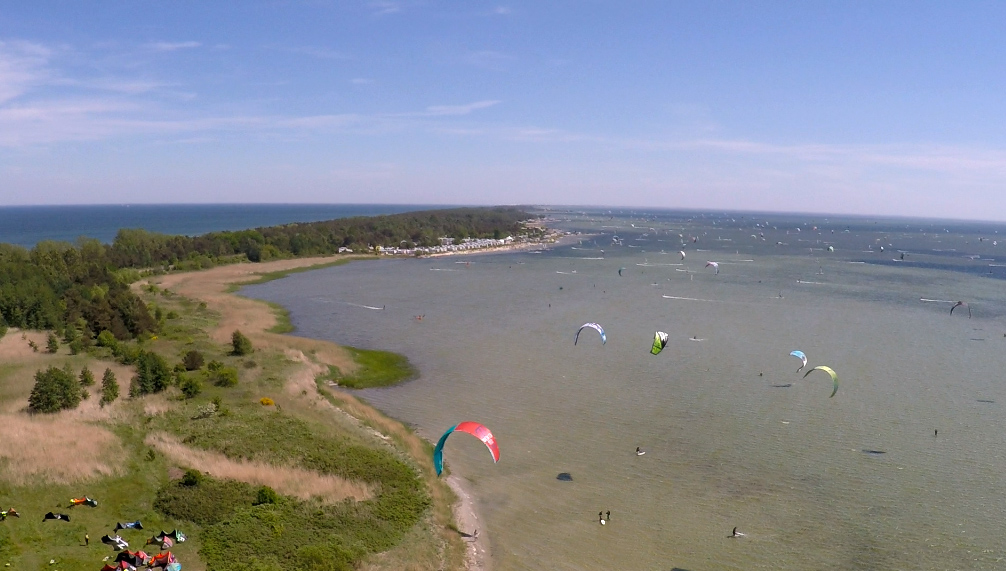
[144,257,359,374]
[146,432,374,503]
[0,415,124,485]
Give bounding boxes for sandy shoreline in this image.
[147,247,557,569]
[447,475,492,571]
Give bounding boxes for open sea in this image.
[0,204,445,247]
[243,208,1006,570]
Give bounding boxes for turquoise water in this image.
[246,209,1006,570]
[0,204,447,247]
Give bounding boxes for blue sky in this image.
[2,1,1005,219]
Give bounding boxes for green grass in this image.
[321,348,417,389]
[153,403,430,570]
[264,301,294,334]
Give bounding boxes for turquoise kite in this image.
[789,350,807,373]
[803,365,839,398]
[433,421,500,477]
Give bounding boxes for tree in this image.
[79,367,95,387]
[100,368,118,405]
[231,330,253,356]
[133,350,171,396]
[182,350,205,371]
[28,365,81,413]
[46,332,59,353]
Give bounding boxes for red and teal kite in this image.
[433,421,500,477]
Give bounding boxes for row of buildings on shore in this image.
[364,226,566,257]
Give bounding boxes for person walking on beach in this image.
[84,533,89,546]
[472,529,479,540]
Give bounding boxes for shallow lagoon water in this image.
[246,210,1006,570]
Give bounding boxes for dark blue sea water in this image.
[0,204,449,248]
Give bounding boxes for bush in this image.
[259,397,275,406]
[46,332,59,353]
[209,366,239,388]
[166,310,179,319]
[183,350,205,371]
[28,365,81,413]
[97,330,117,348]
[0,322,6,339]
[68,339,84,355]
[231,330,253,356]
[100,368,119,405]
[28,340,38,352]
[181,469,203,487]
[255,486,279,506]
[180,374,202,399]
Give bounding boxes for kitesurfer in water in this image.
[599,512,606,525]
[636,447,645,455]
[729,527,745,538]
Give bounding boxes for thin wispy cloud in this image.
[420,100,499,116]
[493,6,511,15]
[0,41,52,104]
[145,41,201,52]
[350,78,373,85]
[368,1,401,15]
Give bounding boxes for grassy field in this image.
[0,259,465,571]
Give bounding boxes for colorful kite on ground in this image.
[69,496,97,507]
[115,549,150,566]
[789,350,808,373]
[43,512,69,522]
[951,301,972,318]
[148,551,178,568]
[153,530,186,543]
[0,508,18,520]
[575,322,606,345]
[147,534,173,549]
[651,331,669,355]
[433,421,500,477]
[803,365,839,398]
[115,520,143,531]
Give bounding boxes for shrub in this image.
[166,310,179,319]
[100,368,119,405]
[46,332,59,353]
[254,486,279,506]
[79,367,95,387]
[183,350,205,371]
[259,397,275,406]
[97,330,117,348]
[68,339,84,355]
[231,330,253,356]
[28,365,81,413]
[28,340,38,352]
[0,322,6,339]
[209,366,239,388]
[180,374,203,399]
[181,469,203,487]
